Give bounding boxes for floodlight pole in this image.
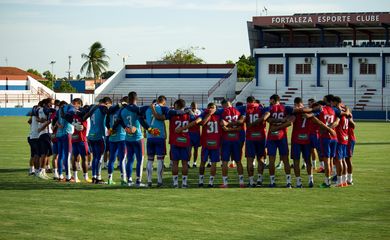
[50,60,56,89]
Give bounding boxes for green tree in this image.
[56,81,76,93]
[161,46,205,64]
[101,71,115,79]
[235,55,255,80]
[26,69,42,78]
[80,41,109,85]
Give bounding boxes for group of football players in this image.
[27,91,356,188]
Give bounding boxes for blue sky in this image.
[0,0,389,78]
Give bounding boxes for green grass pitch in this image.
[0,117,389,239]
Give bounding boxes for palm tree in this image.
[80,41,109,86]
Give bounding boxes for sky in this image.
[0,0,389,78]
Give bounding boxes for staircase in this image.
[354,88,377,110]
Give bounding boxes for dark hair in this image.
[128,91,137,102]
[246,96,255,103]
[308,98,315,103]
[270,94,280,102]
[98,98,104,104]
[54,99,61,106]
[59,101,68,107]
[317,100,326,106]
[324,94,334,103]
[235,101,244,107]
[191,102,197,108]
[152,99,157,104]
[207,102,216,108]
[220,99,228,105]
[121,96,128,103]
[333,96,342,103]
[157,95,166,103]
[255,99,261,104]
[102,97,112,104]
[294,97,303,104]
[175,99,186,109]
[72,98,83,106]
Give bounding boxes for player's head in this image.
[191,102,197,110]
[332,96,342,107]
[54,99,60,109]
[59,101,68,107]
[246,96,255,104]
[120,96,129,106]
[207,102,216,111]
[175,99,186,110]
[294,97,303,108]
[101,97,112,107]
[255,99,261,104]
[323,94,334,106]
[269,94,280,105]
[308,98,316,107]
[157,95,167,106]
[221,99,231,108]
[72,98,83,109]
[236,101,244,107]
[128,91,138,104]
[317,100,326,106]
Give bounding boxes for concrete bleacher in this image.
[236,80,389,111]
[95,64,237,107]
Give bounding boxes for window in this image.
[268,64,283,74]
[360,63,376,75]
[327,64,343,74]
[296,64,311,74]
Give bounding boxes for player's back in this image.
[201,112,221,149]
[169,113,191,147]
[221,106,241,141]
[267,104,289,140]
[318,105,337,140]
[88,106,106,141]
[108,105,126,142]
[120,105,144,141]
[336,115,349,145]
[245,103,266,140]
[145,104,166,139]
[292,112,310,144]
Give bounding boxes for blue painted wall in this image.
[0,108,32,116]
[54,80,85,92]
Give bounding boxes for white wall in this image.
[289,57,317,88]
[258,57,284,89]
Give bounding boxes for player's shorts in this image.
[291,143,311,161]
[245,139,266,158]
[221,140,242,162]
[189,132,201,148]
[27,137,40,157]
[320,138,337,158]
[89,139,105,158]
[72,141,89,158]
[171,145,190,161]
[52,141,59,155]
[147,138,166,156]
[336,143,347,160]
[267,138,289,156]
[201,147,220,163]
[310,134,320,153]
[239,130,246,143]
[347,140,355,158]
[38,133,52,157]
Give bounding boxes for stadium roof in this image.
[0,67,46,81]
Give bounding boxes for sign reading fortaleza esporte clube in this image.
[253,13,390,26]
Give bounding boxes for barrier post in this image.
[327,79,330,95]
[275,79,278,95]
[382,86,384,111]
[354,79,356,109]
[300,79,303,98]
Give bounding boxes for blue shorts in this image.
[267,138,289,156]
[291,143,311,161]
[171,145,190,161]
[189,132,201,148]
[147,138,166,156]
[239,130,246,143]
[72,141,88,158]
[245,139,266,158]
[201,148,220,163]
[347,140,355,158]
[52,141,59,155]
[336,143,347,160]
[320,138,337,158]
[310,134,321,154]
[221,140,242,162]
[104,136,110,152]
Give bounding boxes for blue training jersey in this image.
[108,105,126,142]
[88,105,107,141]
[118,104,149,142]
[56,104,75,137]
[145,104,169,139]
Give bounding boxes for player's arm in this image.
[349,117,356,129]
[329,117,340,129]
[38,120,52,132]
[200,110,215,125]
[305,114,336,137]
[149,103,166,120]
[82,105,98,121]
[222,125,242,132]
[293,107,312,113]
[269,115,294,132]
[175,117,202,133]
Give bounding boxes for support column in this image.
[316,55,321,87]
[285,55,289,87]
[255,56,259,87]
[382,54,386,88]
[349,55,353,88]
[258,29,264,48]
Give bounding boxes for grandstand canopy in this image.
[248,12,390,51]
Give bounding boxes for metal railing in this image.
[207,68,235,97]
